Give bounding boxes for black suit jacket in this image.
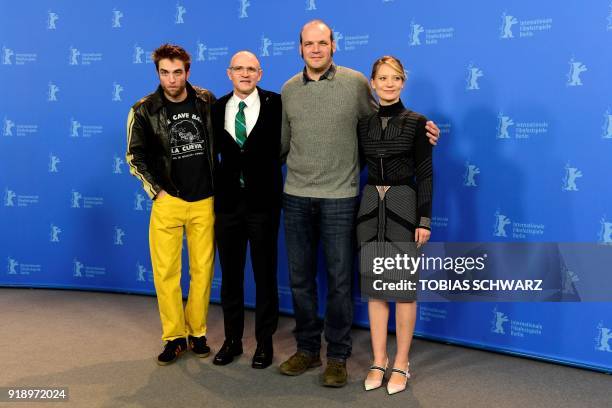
[212,87,283,213]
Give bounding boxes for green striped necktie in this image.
[235,101,247,147]
[235,100,247,187]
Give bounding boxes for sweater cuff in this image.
[418,217,431,230]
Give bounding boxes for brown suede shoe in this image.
[321,359,348,387]
[279,351,322,376]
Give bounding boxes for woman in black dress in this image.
[357,56,433,395]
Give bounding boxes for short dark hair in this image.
[299,19,334,44]
[152,43,191,72]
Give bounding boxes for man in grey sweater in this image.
[278,19,440,387]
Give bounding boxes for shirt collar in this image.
[230,87,259,108]
[302,63,336,84]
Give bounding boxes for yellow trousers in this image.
[149,194,215,341]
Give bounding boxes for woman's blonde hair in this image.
[370,55,406,81]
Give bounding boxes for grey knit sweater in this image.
[281,65,377,198]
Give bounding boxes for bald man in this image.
[279,20,440,386]
[211,51,282,369]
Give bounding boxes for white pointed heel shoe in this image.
[364,358,388,391]
[386,363,410,395]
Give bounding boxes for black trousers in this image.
[215,198,280,343]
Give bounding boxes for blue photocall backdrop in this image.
[1,1,611,372]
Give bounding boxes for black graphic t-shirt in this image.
[164,92,213,202]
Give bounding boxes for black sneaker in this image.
[189,335,211,358]
[157,338,187,366]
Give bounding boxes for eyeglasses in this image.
[229,66,261,74]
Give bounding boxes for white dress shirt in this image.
[224,88,260,142]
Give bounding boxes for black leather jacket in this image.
[126,82,216,199]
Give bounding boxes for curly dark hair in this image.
[152,43,191,72]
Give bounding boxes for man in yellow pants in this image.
[126,44,216,365]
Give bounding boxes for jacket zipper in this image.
[197,97,215,191]
[161,106,180,197]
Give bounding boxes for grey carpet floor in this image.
[0,288,610,408]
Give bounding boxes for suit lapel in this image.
[215,93,240,147]
[243,87,267,147]
[214,93,230,126]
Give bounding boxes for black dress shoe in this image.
[213,339,243,366]
[251,341,273,369]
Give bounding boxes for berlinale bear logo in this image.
[491,308,509,334]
